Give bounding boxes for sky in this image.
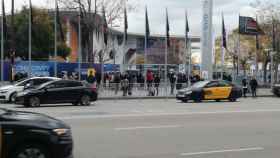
[1,0,276,37]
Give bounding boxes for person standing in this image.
[113,72,121,95]
[146,70,154,96]
[250,77,258,98]
[87,71,96,84]
[242,78,248,98]
[154,74,161,96]
[121,75,129,96]
[169,71,176,95]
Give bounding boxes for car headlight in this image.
[53,128,70,136]
[0,90,8,94]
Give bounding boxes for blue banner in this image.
[2,61,120,81]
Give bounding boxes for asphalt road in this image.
[1,97,280,158]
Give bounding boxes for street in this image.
[1,98,280,158]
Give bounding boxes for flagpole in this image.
[78,1,82,81]
[237,14,240,78]
[123,1,127,73]
[28,0,32,77]
[1,0,4,81]
[188,40,192,86]
[144,6,148,89]
[54,0,57,77]
[165,8,168,97]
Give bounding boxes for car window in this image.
[33,79,52,86]
[17,79,31,86]
[65,81,83,88]
[218,81,231,87]
[205,81,219,88]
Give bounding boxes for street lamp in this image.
[270,51,277,88]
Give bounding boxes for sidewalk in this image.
[98,88,275,100]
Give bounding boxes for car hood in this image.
[2,110,70,129]
[0,85,15,91]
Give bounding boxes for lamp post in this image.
[271,51,276,88]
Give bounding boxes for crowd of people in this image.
[93,70,204,97]
[242,77,259,98]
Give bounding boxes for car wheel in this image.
[12,144,49,158]
[9,92,17,103]
[80,95,91,106]
[182,99,188,103]
[229,98,237,102]
[215,99,221,102]
[29,97,40,107]
[72,102,79,106]
[194,98,202,103]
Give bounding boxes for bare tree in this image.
[251,0,280,83]
[58,0,137,63]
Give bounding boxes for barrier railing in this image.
[98,83,189,98]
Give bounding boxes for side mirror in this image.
[24,83,31,90]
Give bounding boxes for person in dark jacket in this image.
[113,72,121,95]
[250,77,258,97]
[169,72,176,95]
[242,78,248,98]
[154,74,161,96]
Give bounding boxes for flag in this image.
[272,19,276,51]
[102,6,108,46]
[166,8,170,48]
[29,0,34,25]
[239,16,264,35]
[1,0,7,38]
[56,2,65,42]
[256,17,260,50]
[145,6,150,42]
[185,11,189,46]
[222,13,227,49]
[124,5,128,42]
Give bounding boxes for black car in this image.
[15,80,98,107]
[176,80,242,103]
[0,108,73,158]
[272,84,280,97]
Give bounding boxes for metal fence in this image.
[98,83,188,99]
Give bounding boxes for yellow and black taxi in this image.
[176,80,242,103]
[0,108,73,158]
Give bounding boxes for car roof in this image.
[29,77,61,80]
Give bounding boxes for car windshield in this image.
[191,81,210,88]
[37,81,54,89]
[14,78,28,86]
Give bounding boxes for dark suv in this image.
[0,108,73,158]
[16,80,98,107]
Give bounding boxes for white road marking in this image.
[59,109,280,120]
[180,147,264,156]
[115,125,182,131]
